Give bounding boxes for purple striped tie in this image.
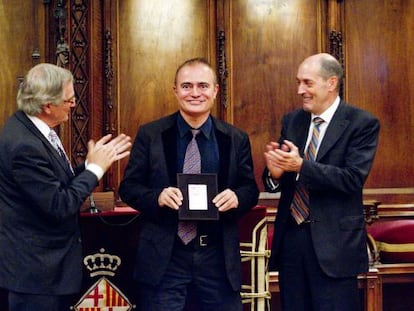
[48,129,74,175]
[290,117,324,224]
[177,129,200,244]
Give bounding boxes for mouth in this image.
[188,100,204,105]
[302,96,312,103]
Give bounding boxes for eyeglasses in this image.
[63,96,76,105]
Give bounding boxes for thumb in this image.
[87,139,96,151]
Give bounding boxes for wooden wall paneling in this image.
[67,0,93,167]
[117,0,217,192]
[222,0,327,190]
[102,0,119,192]
[63,0,110,191]
[0,0,46,128]
[216,0,232,123]
[343,0,414,188]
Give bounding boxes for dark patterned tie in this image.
[177,129,200,244]
[48,129,74,175]
[290,117,324,224]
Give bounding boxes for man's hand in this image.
[267,140,303,173]
[158,187,183,210]
[213,188,238,212]
[86,133,132,172]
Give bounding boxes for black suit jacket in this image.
[0,111,99,294]
[119,111,259,290]
[263,101,380,278]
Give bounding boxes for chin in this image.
[302,105,311,112]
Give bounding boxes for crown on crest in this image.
[83,248,121,277]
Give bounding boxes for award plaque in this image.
[177,173,219,220]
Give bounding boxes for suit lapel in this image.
[293,112,312,156]
[161,114,179,185]
[15,111,74,176]
[317,102,350,161]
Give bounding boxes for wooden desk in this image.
[78,207,141,306]
[0,208,141,310]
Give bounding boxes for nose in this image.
[190,86,201,96]
[297,82,305,95]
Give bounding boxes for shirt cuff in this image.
[86,163,105,180]
[266,171,280,192]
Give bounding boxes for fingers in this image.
[107,134,131,149]
[87,139,95,151]
[265,141,279,152]
[86,133,132,172]
[281,140,297,153]
[158,187,183,210]
[114,150,131,161]
[95,134,113,148]
[91,133,132,161]
[213,189,238,212]
[110,134,132,160]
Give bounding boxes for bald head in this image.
[300,53,344,92]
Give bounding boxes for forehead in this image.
[63,81,75,94]
[176,63,215,84]
[296,59,321,81]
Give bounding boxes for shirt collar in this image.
[312,96,340,124]
[25,113,51,139]
[177,113,213,139]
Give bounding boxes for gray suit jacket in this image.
[119,111,259,290]
[264,101,380,277]
[0,111,98,294]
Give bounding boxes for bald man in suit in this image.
[120,58,258,311]
[263,53,380,311]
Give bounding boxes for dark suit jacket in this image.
[0,111,99,295]
[119,111,259,290]
[263,101,380,278]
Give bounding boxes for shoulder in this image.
[138,112,178,134]
[338,101,379,126]
[282,108,310,125]
[212,116,249,140]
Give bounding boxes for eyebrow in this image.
[180,82,210,86]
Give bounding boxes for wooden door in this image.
[0,1,46,126]
[344,0,414,188]
[117,0,217,185]
[218,0,327,189]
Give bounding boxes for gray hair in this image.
[17,63,74,115]
[318,55,344,91]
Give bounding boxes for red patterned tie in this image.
[290,117,324,224]
[177,129,200,244]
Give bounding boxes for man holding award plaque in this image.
[119,57,259,311]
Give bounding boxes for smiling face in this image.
[296,55,338,115]
[174,62,218,126]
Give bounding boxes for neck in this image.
[180,112,209,129]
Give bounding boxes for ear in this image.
[42,103,53,115]
[213,83,219,99]
[328,76,338,91]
